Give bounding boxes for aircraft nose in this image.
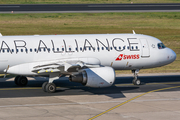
[168,48,176,62]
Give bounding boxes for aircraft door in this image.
[139,39,150,57]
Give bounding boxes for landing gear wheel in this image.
[17,76,28,86]
[133,79,141,85]
[46,83,56,93]
[14,75,21,85]
[42,82,48,92]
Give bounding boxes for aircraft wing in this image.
[31,58,101,75]
[32,60,100,74]
[6,58,101,75]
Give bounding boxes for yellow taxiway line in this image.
[88,85,180,120]
[0,87,41,90]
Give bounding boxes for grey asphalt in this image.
[0,74,180,98]
[0,3,180,13]
[0,74,180,120]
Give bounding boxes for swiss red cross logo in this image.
[116,54,140,61]
[115,54,124,61]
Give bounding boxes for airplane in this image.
[0,31,176,93]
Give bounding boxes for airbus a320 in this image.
[0,31,176,93]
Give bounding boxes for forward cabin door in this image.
[139,39,150,57]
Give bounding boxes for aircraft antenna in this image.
[0,33,2,36]
[132,30,136,34]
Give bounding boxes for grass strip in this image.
[0,12,179,73]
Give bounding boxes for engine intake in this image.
[69,67,115,88]
[69,71,87,85]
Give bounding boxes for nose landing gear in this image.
[132,69,141,85]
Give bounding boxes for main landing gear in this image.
[14,74,59,93]
[42,73,59,93]
[132,69,141,85]
[14,75,28,86]
[42,82,56,93]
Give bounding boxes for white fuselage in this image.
[0,34,176,75]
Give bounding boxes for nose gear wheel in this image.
[132,69,141,85]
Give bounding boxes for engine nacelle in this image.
[69,67,115,87]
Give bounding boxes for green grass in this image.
[0,0,180,4]
[0,12,180,74]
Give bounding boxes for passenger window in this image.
[34,48,37,52]
[57,48,59,51]
[102,47,104,50]
[110,47,113,50]
[62,48,64,51]
[69,48,71,51]
[30,49,32,52]
[7,49,9,52]
[80,47,82,51]
[12,49,14,53]
[44,48,46,52]
[119,46,121,50]
[2,49,4,53]
[25,49,28,52]
[127,46,129,49]
[16,49,19,52]
[136,46,138,49]
[21,49,23,52]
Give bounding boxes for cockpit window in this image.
[157,43,166,49]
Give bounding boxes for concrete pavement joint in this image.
[0,98,180,108]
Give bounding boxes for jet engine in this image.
[69,67,115,87]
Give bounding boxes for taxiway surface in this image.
[0,73,179,120]
[0,3,180,13]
